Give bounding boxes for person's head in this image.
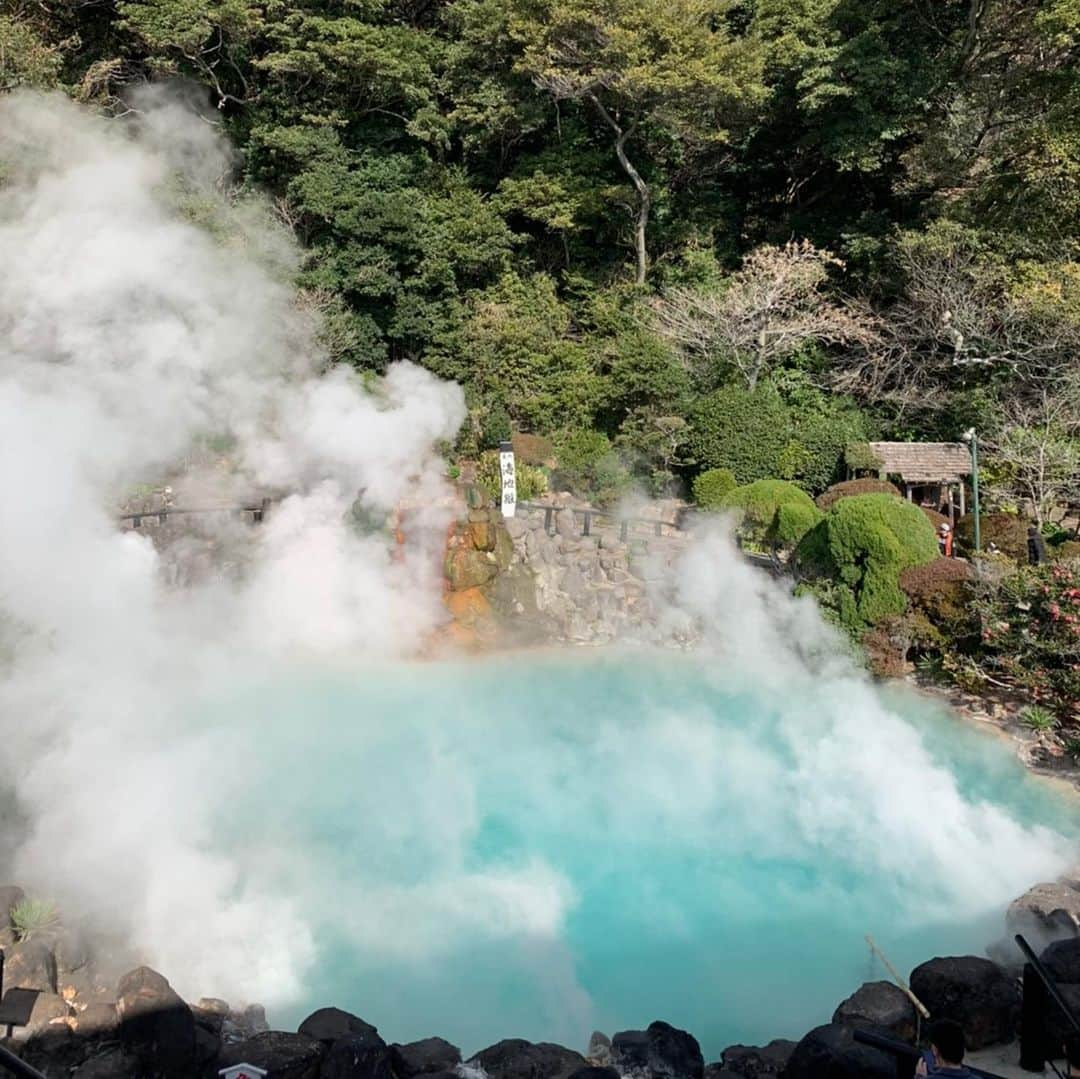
[940,524,950,534]
[1064,1032,1080,1076]
[1028,525,1039,536]
[928,1019,966,1067]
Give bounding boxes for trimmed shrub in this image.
[954,512,1028,561]
[722,479,823,549]
[512,432,555,465]
[817,478,902,511]
[796,494,940,630]
[899,558,972,625]
[845,442,884,472]
[692,468,737,508]
[552,430,631,506]
[479,402,511,450]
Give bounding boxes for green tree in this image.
[511,0,764,283]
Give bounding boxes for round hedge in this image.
[953,512,1028,561]
[796,493,939,629]
[692,468,737,508]
[687,384,792,484]
[722,479,822,549]
[816,478,901,511]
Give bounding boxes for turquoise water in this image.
[206,652,1077,1060]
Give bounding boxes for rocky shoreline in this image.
[4,873,1080,1079]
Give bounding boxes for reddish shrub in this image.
[920,506,950,531]
[816,478,901,511]
[900,558,972,624]
[512,432,555,466]
[954,512,1029,560]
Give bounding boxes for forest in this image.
[2,0,1078,712]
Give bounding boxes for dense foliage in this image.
[4,0,1078,501]
[691,468,737,509]
[796,494,939,630]
[722,479,821,550]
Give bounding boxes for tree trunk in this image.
[589,95,650,285]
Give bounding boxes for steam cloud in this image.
[0,88,1073,1050]
[0,89,466,1001]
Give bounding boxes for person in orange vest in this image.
[938,523,954,557]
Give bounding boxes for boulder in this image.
[703,1069,743,1079]
[192,997,232,1035]
[55,929,92,974]
[0,885,25,927]
[72,1048,140,1079]
[2,939,58,993]
[297,1007,382,1047]
[832,981,917,1042]
[72,1003,119,1037]
[218,1031,325,1079]
[909,956,1019,1049]
[783,1023,896,1079]
[1008,882,1080,939]
[1041,939,1080,984]
[611,1021,704,1079]
[394,1036,462,1075]
[718,1040,795,1077]
[567,1068,620,1079]
[586,1032,612,1067]
[469,1038,586,1079]
[116,965,196,1077]
[10,991,70,1041]
[445,548,499,590]
[1042,982,1080,1054]
[322,1036,402,1079]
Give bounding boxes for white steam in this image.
[0,89,465,1002]
[0,87,1073,1052]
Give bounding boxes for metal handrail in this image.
[853,1028,1007,1079]
[0,1043,47,1079]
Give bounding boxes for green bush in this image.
[553,430,631,505]
[722,479,822,549]
[686,381,867,492]
[479,402,512,450]
[796,493,939,630]
[687,384,791,484]
[11,898,60,943]
[692,468,737,508]
[475,451,549,502]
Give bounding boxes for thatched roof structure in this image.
[868,442,972,483]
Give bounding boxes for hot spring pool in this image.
[204,651,1077,1059]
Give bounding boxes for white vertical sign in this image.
[498,441,516,518]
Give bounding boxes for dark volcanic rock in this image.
[72,1048,140,1079]
[703,1069,744,1079]
[832,981,917,1042]
[718,1040,795,1077]
[783,1023,896,1079]
[322,1036,402,1079]
[566,1067,621,1079]
[1043,983,1080,1053]
[72,1002,120,1037]
[586,1032,612,1066]
[218,1031,325,1079]
[909,956,1019,1049]
[116,965,196,1077]
[1042,939,1080,984]
[611,1021,704,1079]
[469,1038,586,1079]
[0,885,25,927]
[298,1007,383,1047]
[395,1036,462,1075]
[3,939,58,993]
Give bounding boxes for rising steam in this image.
[0,88,1073,1054]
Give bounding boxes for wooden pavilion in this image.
[864,441,973,524]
